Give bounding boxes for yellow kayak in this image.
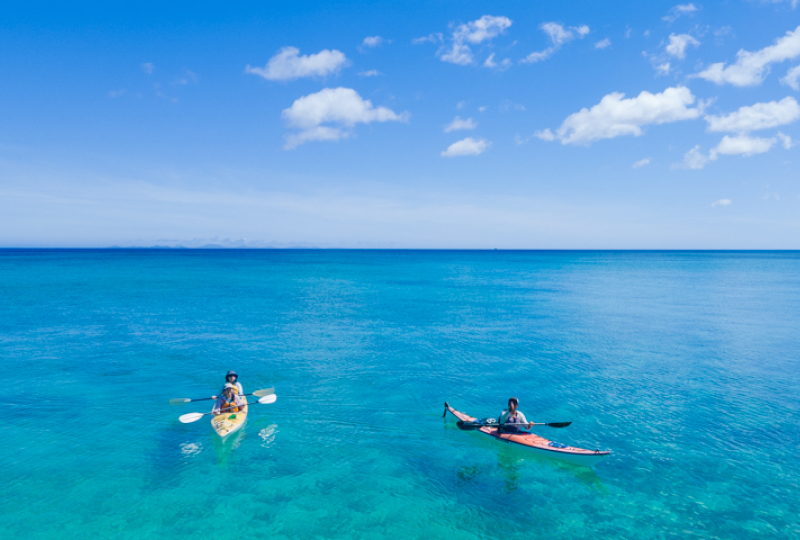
[211,408,248,439]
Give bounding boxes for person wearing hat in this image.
[212,370,243,400]
[212,383,247,416]
[498,397,533,434]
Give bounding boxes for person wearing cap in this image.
[212,383,247,416]
[498,397,533,434]
[212,370,243,400]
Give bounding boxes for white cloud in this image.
[142,62,155,74]
[444,116,477,132]
[656,62,672,76]
[522,23,590,63]
[281,87,407,149]
[441,137,490,157]
[753,0,798,8]
[412,33,443,45]
[542,86,702,145]
[663,4,698,22]
[362,36,384,48]
[678,131,792,168]
[439,15,512,65]
[632,158,651,168]
[534,129,556,141]
[712,198,732,207]
[456,101,467,109]
[500,100,526,112]
[781,64,800,89]
[358,70,382,77]
[109,89,126,98]
[478,106,487,112]
[595,38,611,49]
[666,34,700,59]
[694,26,800,86]
[677,145,712,169]
[484,53,512,70]
[246,47,348,81]
[705,97,800,132]
[712,134,778,157]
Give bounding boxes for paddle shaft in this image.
[171,388,273,405]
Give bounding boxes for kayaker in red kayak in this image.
[498,397,533,433]
[212,383,247,416]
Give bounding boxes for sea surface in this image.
[1,249,799,539]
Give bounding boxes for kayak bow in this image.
[445,402,610,468]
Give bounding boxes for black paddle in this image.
[170,387,274,405]
[456,420,572,430]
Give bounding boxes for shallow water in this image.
[1,250,798,539]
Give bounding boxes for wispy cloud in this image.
[358,70,382,77]
[595,38,611,50]
[781,64,800,89]
[694,26,800,86]
[438,15,512,65]
[711,198,732,207]
[142,62,155,74]
[443,116,477,132]
[632,158,651,168]
[663,4,698,23]
[521,22,589,63]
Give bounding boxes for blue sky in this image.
[1,0,799,248]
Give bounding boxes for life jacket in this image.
[219,396,240,414]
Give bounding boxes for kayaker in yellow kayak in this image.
[212,383,247,416]
[498,397,533,433]
[212,370,243,400]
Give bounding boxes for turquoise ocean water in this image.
[1,250,799,539]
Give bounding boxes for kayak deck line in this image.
[211,409,248,439]
[445,402,610,468]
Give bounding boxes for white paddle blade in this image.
[179,412,204,423]
[258,394,277,404]
[170,398,191,405]
[253,387,275,397]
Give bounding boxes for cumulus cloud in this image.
[781,64,800,89]
[540,86,702,145]
[595,38,611,49]
[694,26,800,86]
[521,23,590,63]
[441,137,490,157]
[246,47,348,81]
[677,133,792,168]
[663,4,698,22]
[438,15,512,65]
[712,134,779,156]
[705,97,800,132]
[444,116,477,132]
[711,198,732,207]
[666,34,700,59]
[281,87,407,149]
[632,158,651,168]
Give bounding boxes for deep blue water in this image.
[1,250,798,539]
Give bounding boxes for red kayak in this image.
[445,402,610,467]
